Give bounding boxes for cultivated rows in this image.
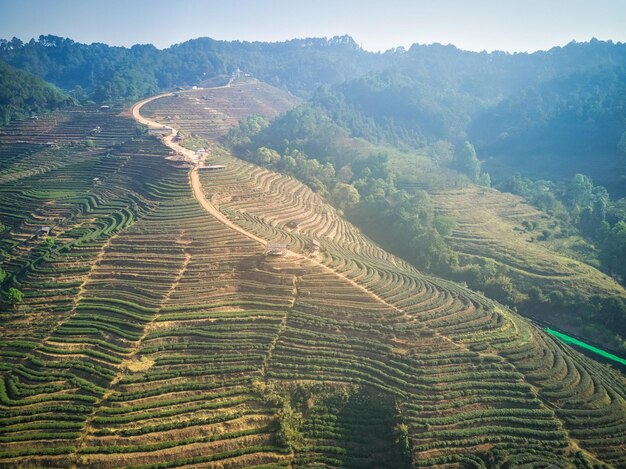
[140,79,299,141]
[430,186,626,299]
[200,152,626,467]
[2,88,626,468]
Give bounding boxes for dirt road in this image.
[129,87,434,319]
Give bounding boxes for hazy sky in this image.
[1,0,626,53]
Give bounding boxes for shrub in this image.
[4,287,24,306]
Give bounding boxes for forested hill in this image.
[2,34,625,192]
[311,40,626,196]
[0,60,74,125]
[0,35,392,101]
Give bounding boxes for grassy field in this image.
[0,85,625,468]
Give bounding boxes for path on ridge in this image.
[130,87,476,353]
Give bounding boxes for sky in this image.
[1,0,626,53]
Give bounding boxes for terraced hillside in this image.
[430,187,626,330]
[195,149,626,468]
[140,78,300,141]
[0,84,625,468]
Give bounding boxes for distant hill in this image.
[3,36,625,194]
[0,35,391,101]
[0,59,73,125]
[310,40,626,195]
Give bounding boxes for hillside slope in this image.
[430,186,626,343]
[0,83,624,468]
[0,60,73,126]
[140,77,300,141]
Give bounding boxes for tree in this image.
[331,183,360,212]
[478,172,491,187]
[337,165,354,183]
[277,404,304,451]
[395,423,412,462]
[567,174,593,212]
[592,186,609,223]
[254,147,281,165]
[453,141,480,182]
[5,287,24,306]
[601,221,626,281]
[434,216,456,237]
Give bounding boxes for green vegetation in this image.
[226,103,626,348]
[502,172,626,283]
[3,287,23,306]
[0,34,386,101]
[196,147,626,468]
[227,109,457,272]
[0,60,73,125]
[2,36,625,201]
[1,62,626,469]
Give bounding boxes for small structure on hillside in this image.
[308,239,320,253]
[90,126,102,135]
[31,115,39,120]
[286,220,299,229]
[172,132,183,143]
[36,226,51,237]
[199,165,226,171]
[266,243,287,256]
[99,105,110,111]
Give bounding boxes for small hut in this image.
[286,220,299,229]
[36,226,51,237]
[199,165,226,171]
[307,239,321,254]
[266,243,287,256]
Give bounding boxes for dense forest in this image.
[0,60,74,125]
[311,40,626,196]
[2,35,624,193]
[0,35,388,101]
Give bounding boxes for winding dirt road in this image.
[130,81,268,246]
[129,87,439,319]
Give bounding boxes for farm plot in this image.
[430,186,626,308]
[141,86,626,466]
[140,79,299,141]
[1,85,625,468]
[76,198,297,468]
[0,108,194,465]
[198,149,626,467]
